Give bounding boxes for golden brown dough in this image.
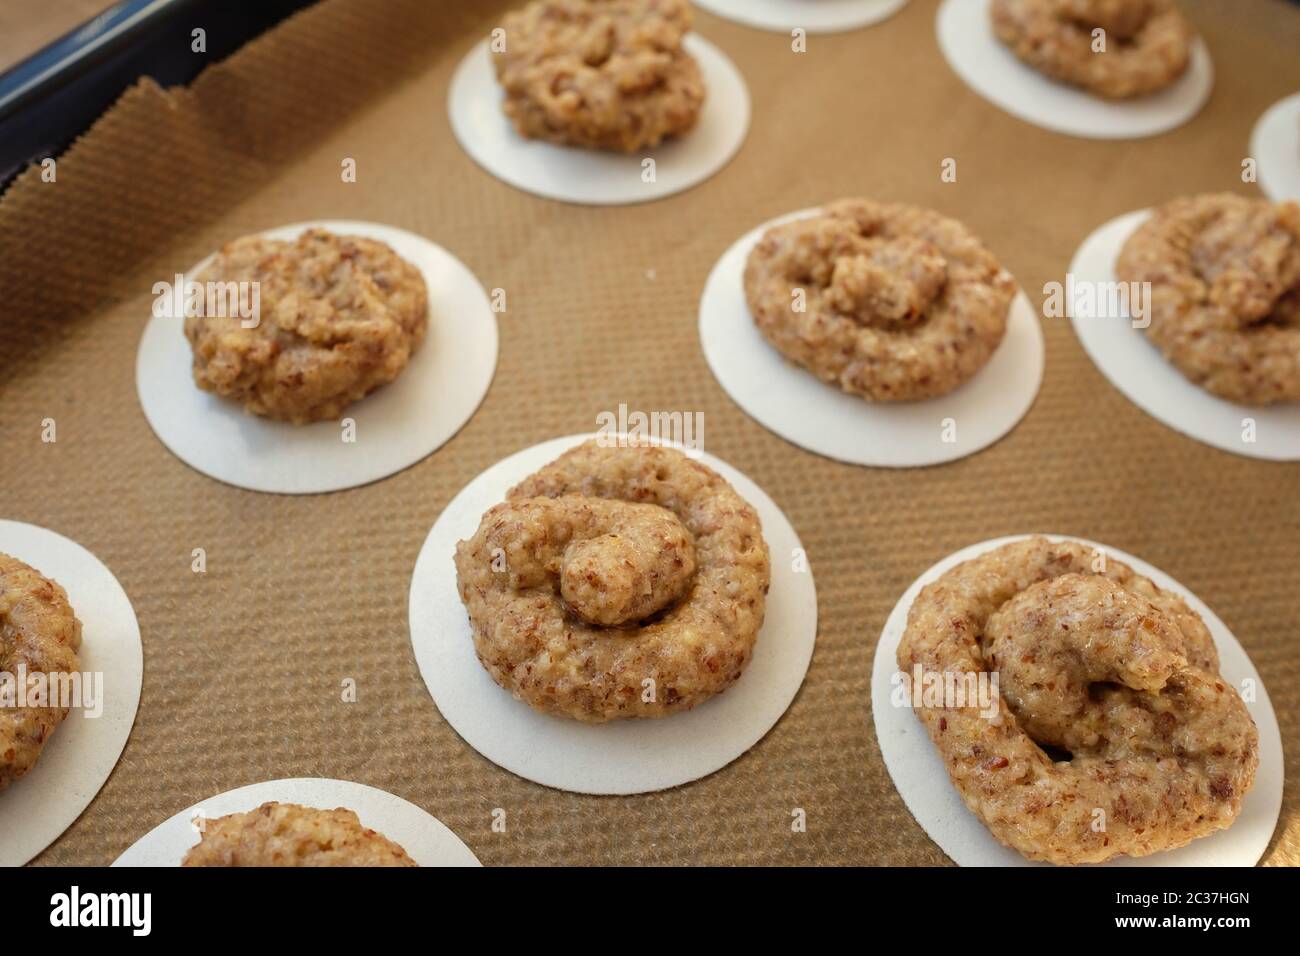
[492,0,705,152]
[991,0,1193,99]
[896,537,1258,865]
[184,229,428,424]
[182,802,417,867]
[1116,193,1300,405]
[0,552,82,791]
[743,198,1014,401]
[454,440,770,721]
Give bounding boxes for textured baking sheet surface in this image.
[1,0,1296,866]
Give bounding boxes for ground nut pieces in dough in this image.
[1117,193,1300,405]
[743,199,1015,401]
[454,440,770,722]
[992,0,1193,99]
[181,802,417,866]
[897,537,1258,865]
[0,553,83,791]
[493,0,705,152]
[184,228,428,424]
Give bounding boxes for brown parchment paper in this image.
[1,0,1298,867]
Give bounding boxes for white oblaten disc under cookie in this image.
[136,220,498,494]
[447,35,750,205]
[0,520,143,866]
[871,534,1284,867]
[1068,210,1300,461]
[937,0,1213,140]
[1250,92,1300,202]
[408,434,818,795]
[112,777,481,866]
[698,209,1044,468]
[693,0,908,34]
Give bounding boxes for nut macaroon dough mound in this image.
[455,440,770,722]
[184,228,429,424]
[1117,193,1300,405]
[492,0,706,152]
[991,0,1193,99]
[896,537,1258,865]
[743,198,1015,402]
[182,802,417,867]
[0,553,83,791]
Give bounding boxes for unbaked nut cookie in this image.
[182,802,417,866]
[0,552,82,791]
[185,228,428,424]
[1116,193,1300,405]
[454,439,770,722]
[743,198,1015,401]
[492,0,706,152]
[991,0,1193,99]
[897,537,1258,865]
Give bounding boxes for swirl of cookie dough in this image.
[1117,193,1300,405]
[897,537,1258,865]
[743,198,1015,402]
[0,553,83,791]
[454,440,770,722]
[184,228,428,424]
[991,0,1193,99]
[492,0,706,152]
[182,802,417,866]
